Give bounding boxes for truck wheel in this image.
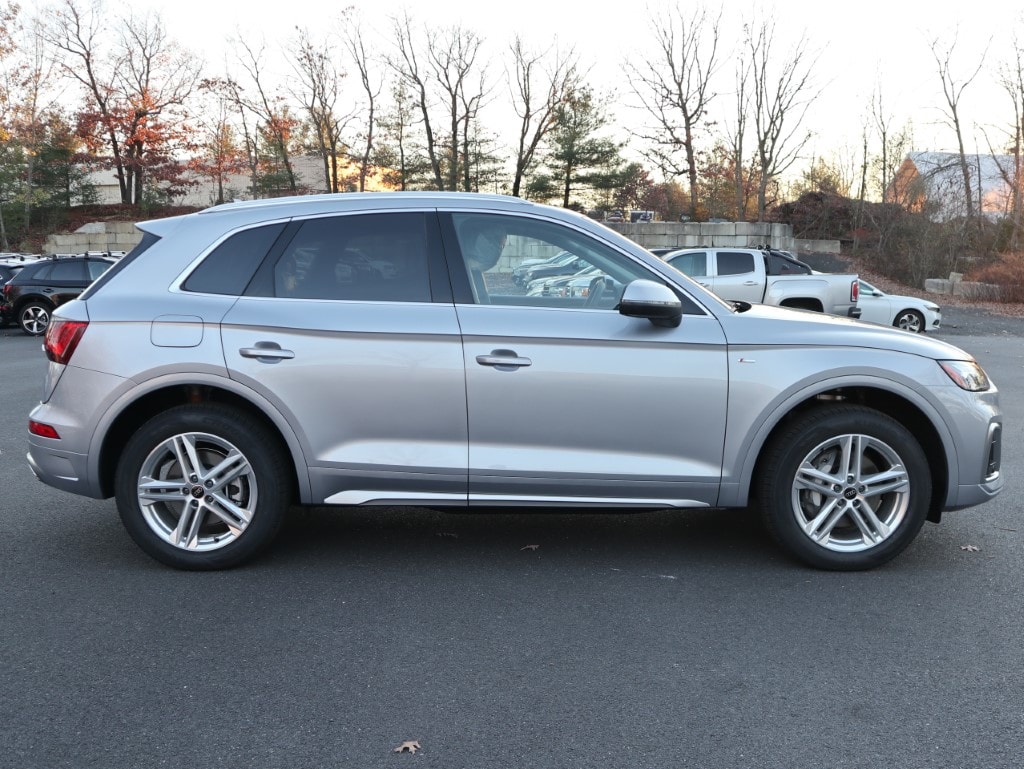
[756,405,931,570]
[114,404,291,570]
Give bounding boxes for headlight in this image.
[938,360,991,391]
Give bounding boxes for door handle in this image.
[239,342,295,363]
[476,349,532,371]
[743,280,758,286]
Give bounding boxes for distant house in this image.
[889,151,1021,221]
[83,154,392,207]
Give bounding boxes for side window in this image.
[449,212,665,310]
[274,213,431,302]
[87,260,112,280]
[716,251,755,276]
[183,223,286,296]
[28,264,52,281]
[49,261,89,281]
[666,252,708,278]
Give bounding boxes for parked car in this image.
[2,254,117,335]
[663,247,860,317]
[856,279,941,333]
[512,251,571,286]
[28,193,1001,572]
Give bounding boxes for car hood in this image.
[716,303,969,360]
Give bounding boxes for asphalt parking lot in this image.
[1,309,1023,769]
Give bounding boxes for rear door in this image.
[709,250,763,303]
[219,210,468,507]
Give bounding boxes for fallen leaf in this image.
[393,740,421,754]
[960,544,981,552]
[521,544,540,551]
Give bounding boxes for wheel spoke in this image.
[861,466,910,498]
[848,503,890,545]
[205,450,250,491]
[170,434,204,481]
[138,475,188,501]
[795,466,842,496]
[204,493,252,533]
[804,498,845,542]
[172,503,205,549]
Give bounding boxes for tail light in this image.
[850,280,859,303]
[44,320,88,365]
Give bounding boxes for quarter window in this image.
[183,223,286,296]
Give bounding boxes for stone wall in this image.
[606,221,796,251]
[42,221,142,255]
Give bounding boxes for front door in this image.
[444,211,729,508]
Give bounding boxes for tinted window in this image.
[183,223,286,296]
[26,263,52,281]
[87,260,113,280]
[716,251,755,276]
[766,253,811,275]
[667,252,708,277]
[49,261,89,281]
[274,213,431,302]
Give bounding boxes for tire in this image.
[114,404,291,570]
[19,301,52,336]
[894,309,926,333]
[756,405,931,570]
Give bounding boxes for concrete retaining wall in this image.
[607,221,801,251]
[43,220,142,254]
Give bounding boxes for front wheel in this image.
[894,309,926,333]
[19,301,52,336]
[756,405,932,570]
[115,404,291,570]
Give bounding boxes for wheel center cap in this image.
[190,485,205,498]
[843,487,858,500]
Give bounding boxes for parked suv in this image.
[2,253,117,335]
[27,193,1002,571]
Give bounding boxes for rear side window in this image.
[183,223,286,296]
[272,213,431,302]
[49,261,89,281]
[716,251,755,276]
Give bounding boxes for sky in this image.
[70,0,1024,181]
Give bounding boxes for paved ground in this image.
[1,318,1022,769]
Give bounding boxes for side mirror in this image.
[619,280,683,328]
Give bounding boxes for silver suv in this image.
[27,193,1003,570]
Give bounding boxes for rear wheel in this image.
[756,405,931,570]
[894,309,925,333]
[19,301,52,336]
[115,404,291,570]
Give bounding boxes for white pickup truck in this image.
[663,247,860,317]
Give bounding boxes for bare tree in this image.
[43,0,200,205]
[725,57,751,221]
[342,18,382,192]
[388,14,489,191]
[292,27,352,192]
[929,31,988,230]
[231,37,298,193]
[994,32,1024,251]
[626,5,721,219]
[745,16,820,220]
[508,36,580,198]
